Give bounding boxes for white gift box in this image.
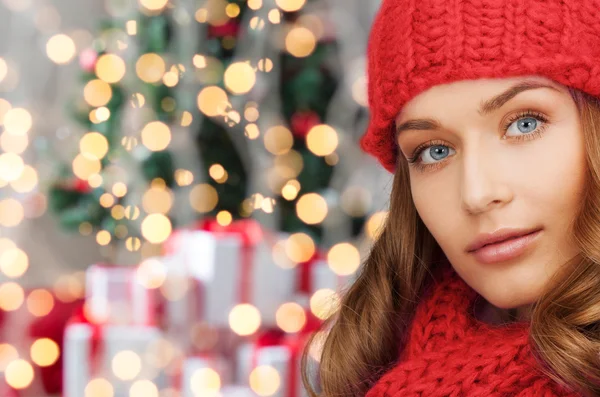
[236,339,310,397]
[63,323,168,397]
[172,221,296,329]
[85,264,157,326]
[181,355,233,397]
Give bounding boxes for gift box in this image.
[63,312,169,397]
[180,354,233,397]
[236,329,316,397]
[164,218,296,330]
[85,263,159,326]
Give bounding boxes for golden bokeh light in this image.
[30,338,60,367]
[366,211,388,240]
[327,243,360,276]
[129,380,159,397]
[10,165,38,193]
[0,199,24,227]
[126,20,137,35]
[276,0,306,12]
[112,350,141,380]
[181,111,193,126]
[0,247,29,278]
[130,93,145,108]
[244,123,259,139]
[268,9,281,24]
[189,183,218,213]
[84,378,114,397]
[142,185,173,214]
[263,125,293,155]
[141,213,172,244]
[225,3,240,17]
[175,169,194,186]
[136,257,166,289]
[310,288,339,320]
[275,302,306,333]
[125,237,141,252]
[83,80,113,107]
[124,205,140,220]
[141,121,171,151]
[306,124,338,156]
[190,368,221,395]
[285,233,315,263]
[96,230,111,246]
[296,193,327,225]
[99,193,115,208]
[112,182,127,197]
[3,108,32,135]
[72,153,101,180]
[80,132,109,160]
[229,304,261,336]
[0,282,24,311]
[95,54,126,83]
[248,0,262,10]
[1,129,29,154]
[139,0,168,11]
[0,152,24,181]
[249,365,280,397]
[5,359,34,389]
[136,53,166,83]
[209,164,225,181]
[197,86,229,117]
[216,210,232,226]
[46,34,76,64]
[26,289,54,317]
[285,27,316,58]
[224,62,256,94]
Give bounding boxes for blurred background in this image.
[0,0,392,395]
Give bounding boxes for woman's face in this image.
[395,76,586,312]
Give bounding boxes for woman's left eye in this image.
[505,116,539,136]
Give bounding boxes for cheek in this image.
[411,177,461,250]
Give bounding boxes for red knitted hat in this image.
[360,0,600,173]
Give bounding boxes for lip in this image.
[467,229,543,265]
[466,227,543,253]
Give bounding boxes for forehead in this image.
[395,76,565,123]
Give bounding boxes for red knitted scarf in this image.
[365,263,583,397]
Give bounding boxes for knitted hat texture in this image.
[365,263,583,396]
[360,0,600,172]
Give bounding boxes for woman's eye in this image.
[506,116,538,136]
[420,145,455,164]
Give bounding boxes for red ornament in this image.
[290,111,321,139]
[207,19,240,39]
[71,178,92,194]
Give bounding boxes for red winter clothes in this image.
[365,263,583,397]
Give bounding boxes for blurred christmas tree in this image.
[194,0,366,244]
[50,0,368,250]
[49,11,179,244]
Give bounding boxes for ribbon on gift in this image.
[249,327,317,397]
[66,305,104,381]
[297,252,323,295]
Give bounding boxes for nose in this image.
[460,145,513,215]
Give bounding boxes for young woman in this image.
[301,0,600,396]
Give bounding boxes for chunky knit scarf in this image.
[365,263,583,397]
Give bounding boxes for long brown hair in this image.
[300,86,600,397]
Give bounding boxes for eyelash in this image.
[406,110,550,172]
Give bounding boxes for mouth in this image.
[468,229,543,265]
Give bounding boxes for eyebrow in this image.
[395,81,560,136]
